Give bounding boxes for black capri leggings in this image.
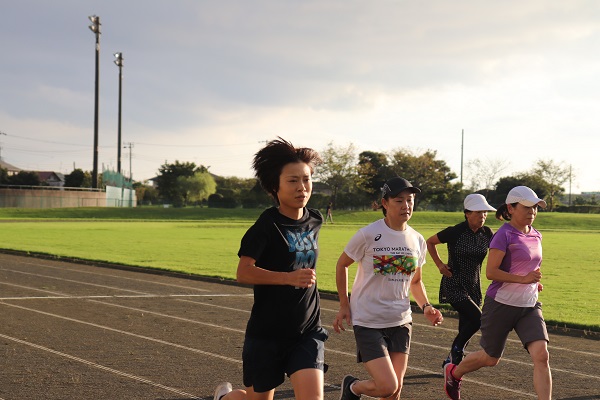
[450,297,482,352]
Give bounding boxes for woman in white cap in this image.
[426,194,496,369]
[444,186,552,400]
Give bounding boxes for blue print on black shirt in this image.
[285,228,318,269]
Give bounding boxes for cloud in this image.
[1,0,599,191]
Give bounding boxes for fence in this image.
[0,185,136,208]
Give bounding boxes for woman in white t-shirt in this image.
[333,177,444,400]
[444,186,552,400]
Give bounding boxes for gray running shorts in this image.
[480,296,549,359]
[353,323,412,363]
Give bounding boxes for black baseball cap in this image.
[381,177,421,198]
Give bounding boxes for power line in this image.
[134,141,259,147]
[4,133,261,149]
[3,133,89,147]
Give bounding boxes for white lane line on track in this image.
[0,268,149,294]
[87,299,247,333]
[2,275,598,361]
[13,260,212,292]
[0,332,201,400]
[0,281,66,296]
[0,279,251,300]
[0,300,245,366]
[178,298,253,314]
[0,294,252,300]
[0,301,538,399]
[2,275,597,361]
[3,297,598,384]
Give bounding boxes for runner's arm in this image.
[410,267,443,326]
[236,255,316,287]
[333,252,354,333]
[486,249,541,284]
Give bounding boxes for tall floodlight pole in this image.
[114,52,124,175]
[89,15,101,189]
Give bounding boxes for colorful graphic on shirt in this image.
[373,255,418,276]
[285,228,318,269]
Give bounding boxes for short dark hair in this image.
[252,137,322,203]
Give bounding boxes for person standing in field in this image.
[213,137,328,400]
[426,194,496,369]
[333,177,444,400]
[444,186,552,400]
[325,202,334,224]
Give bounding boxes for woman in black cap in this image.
[333,176,443,400]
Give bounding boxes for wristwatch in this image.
[421,302,432,312]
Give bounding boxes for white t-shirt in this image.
[344,219,427,328]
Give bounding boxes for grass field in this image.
[0,206,598,332]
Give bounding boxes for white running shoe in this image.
[213,382,232,400]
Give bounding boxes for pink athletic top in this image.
[485,223,542,307]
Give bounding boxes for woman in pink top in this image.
[444,186,552,400]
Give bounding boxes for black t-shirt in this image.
[238,207,323,340]
[436,221,493,305]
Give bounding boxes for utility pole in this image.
[460,129,464,186]
[124,142,134,182]
[0,131,6,161]
[569,164,572,207]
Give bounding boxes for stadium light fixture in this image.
[88,15,101,189]
[114,52,124,175]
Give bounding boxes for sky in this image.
[1,1,599,193]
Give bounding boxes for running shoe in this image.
[340,375,360,400]
[444,363,461,400]
[213,382,232,400]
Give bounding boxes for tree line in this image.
[2,143,597,213]
[135,143,592,213]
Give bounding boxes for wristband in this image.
[421,302,432,312]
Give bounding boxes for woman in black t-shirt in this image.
[213,138,328,400]
[426,194,496,369]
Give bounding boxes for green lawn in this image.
[0,207,598,332]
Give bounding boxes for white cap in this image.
[464,194,496,212]
[505,186,547,208]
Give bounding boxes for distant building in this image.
[0,160,21,176]
[312,181,333,196]
[36,171,65,187]
[0,161,66,187]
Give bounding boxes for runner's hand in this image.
[521,267,542,284]
[425,306,444,327]
[333,305,352,333]
[437,263,452,278]
[290,268,316,288]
